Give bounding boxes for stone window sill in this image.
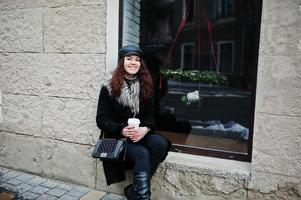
[163,152,251,180]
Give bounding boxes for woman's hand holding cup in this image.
[122,118,147,142]
[122,125,138,138]
[122,118,140,139]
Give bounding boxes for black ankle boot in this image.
[133,171,150,200]
[124,184,134,200]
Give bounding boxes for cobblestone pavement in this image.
[0,167,126,200]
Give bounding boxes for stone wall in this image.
[246,0,301,198]
[0,0,300,200]
[0,91,3,124]
[0,0,106,187]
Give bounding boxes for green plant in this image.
[160,69,228,86]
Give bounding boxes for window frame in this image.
[217,40,235,75]
[216,0,235,18]
[182,0,196,24]
[181,43,195,69]
[117,0,262,162]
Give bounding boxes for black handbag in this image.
[91,131,127,162]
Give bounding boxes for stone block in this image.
[58,195,80,200]
[30,185,51,194]
[42,97,99,144]
[164,152,251,180]
[0,92,3,124]
[0,183,17,192]
[26,177,47,186]
[256,55,301,116]
[7,179,23,186]
[0,9,43,52]
[20,191,40,200]
[39,138,96,188]
[247,171,300,193]
[44,5,106,53]
[260,0,301,56]
[0,132,43,174]
[80,190,106,200]
[252,113,301,177]
[0,54,41,95]
[247,183,301,200]
[2,171,20,179]
[14,183,34,193]
[151,167,247,200]
[40,180,60,188]
[0,93,42,135]
[0,167,9,174]
[56,184,74,191]
[0,132,96,188]
[0,0,104,9]
[43,0,105,7]
[65,189,88,198]
[0,0,43,9]
[101,193,126,200]
[0,53,105,99]
[41,54,105,99]
[15,173,34,182]
[46,188,68,197]
[36,194,58,200]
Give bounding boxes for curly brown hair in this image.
[109,57,153,102]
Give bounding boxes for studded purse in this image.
[91,132,127,162]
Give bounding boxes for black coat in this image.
[96,86,164,185]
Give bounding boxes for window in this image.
[181,43,195,69]
[183,0,195,23]
[217,41,234,74]
[215,0,235,18]
[120,0,262,161]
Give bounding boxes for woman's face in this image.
[123,55,141,77]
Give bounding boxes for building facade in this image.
[0,0,300,199]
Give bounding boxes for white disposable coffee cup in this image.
[128,118,140,130]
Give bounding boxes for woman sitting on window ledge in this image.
[96,45,171,200]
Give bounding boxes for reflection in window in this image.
[217,41,234,74]
[124,0,262,161]
[216,0,235,18]
[183,0,195,23]
[181,43,195,69]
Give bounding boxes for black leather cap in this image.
[119,45,143,58]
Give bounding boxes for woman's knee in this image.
[146,134,168,151]
[130,145,150,160]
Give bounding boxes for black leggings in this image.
[125,134,168,177]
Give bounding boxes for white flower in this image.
[187,90,200,102]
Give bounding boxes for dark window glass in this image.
[216,0,235,18]
[181,44,194,69]
[184,0,195,22]
[218,41,234,74]
[121,0,262,161]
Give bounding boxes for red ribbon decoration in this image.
[164,0,192,67]
[203,13,217,72]
[161,0,218,89]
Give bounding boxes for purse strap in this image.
[121,138,128,161]
[99,130,104,139]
